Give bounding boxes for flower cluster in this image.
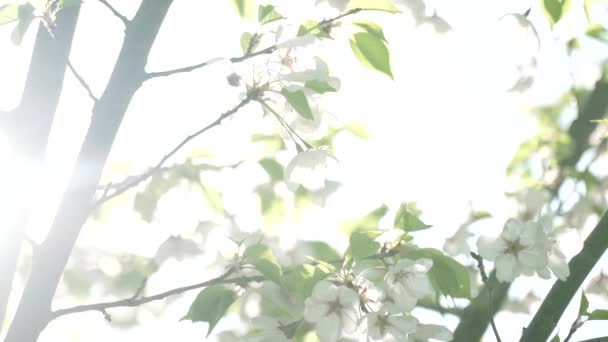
[299,258,453,342]
[477,213,569,283]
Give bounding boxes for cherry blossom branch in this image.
[471,252,502,342]
[67,59,98,102]
[144,8,365,80]
[520,210,608,342]
[96,0,129,26]
[93,94,256,207]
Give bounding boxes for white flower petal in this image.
[315,313,341,342]
[387,315,417,336]
[414,323,453,341]
[502,218,524,241]
[549,253,570,281]
[495,254,518,282]
[304,299,330,323]
[477,236,502,261]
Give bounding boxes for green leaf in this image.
[579,291,589,317]
[181,285,237,336]
[297,20,331,39]
[352,21,386,42]
[240,32,260,54]
[586,24,608,43]
[588,309,608,320]
[230,0,253,19]
[343,122,369,139]
[549,334,561,342]
[394,202,432,232]
[0,3,19,25]
[349,32,393,79]
[259,158,284,181]
[300,241,341,262]
[304,80,337,94]
[340,204,389,234]
[347,231,381,261]
[348,0,400,13]
[243,243,283,285]
[11,3,35,45]
[541,0,572,28]
[285,264,330,298]
[280,88,313,120]
[201,184,223,216]
[471,211,492,222]
[258,4,283,25]
[406,248,471,298]
[584,0,592,23]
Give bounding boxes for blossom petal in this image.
[315,312,341,342]
[304,299,330,323]
[495,254,518,282]
[477,236,502,261]
[387,315,417,336]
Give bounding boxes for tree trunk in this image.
[3,1,173,341]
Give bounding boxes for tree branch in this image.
[49,269,265,320]
[93,94,256,206]
[144,8,366,80]
[520,210,608,342]
[67,59,98,102]
[3,2,173,341]
[96,0,129,26]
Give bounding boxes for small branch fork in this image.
[94,93,256,206]
[144,8,365,80]
[471,252,502,342]
[96,0,129,26]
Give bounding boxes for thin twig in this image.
[144,8,366,80]
[96,0,129,26]
[67,60,98,102]
[93,93,256,207]
[49,268,261,320]
[471,252,502,342]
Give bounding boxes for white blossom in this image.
[285,148,337,192]
[367,312,417,341]
[515,188,550,220]
[384,258,434,311]
[304,281,359,342]
[248,316,292,342]
[536,213,570,280]
[406,323,453,342]
[477,218,547,282]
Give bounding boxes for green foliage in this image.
[259,158,284,181]
[181,285,237,336]
[586,24,608,43]
[258,4,283,25]
[0,3,19,25]
[340,204,389,234]
[297,20,331,39]
[352,21,386,42]
[349,32,393,79]
[404,248,471,299]
[230,0,254,19]
[243,243,283,285]
[394,202,432,232]
[541,0,572,28]
[304,80,337,94]
[10,3,35,45]
[578,291,589,316]
[347,231,381,261]
[285,264,330,298]
[348,0,400,13]
[300,241,341,262]
[588,309,608,320]
[200,184,224,216]
[280,88,313,120]
[240,32,260,54]
[549,334,561,342]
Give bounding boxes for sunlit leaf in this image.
[300,241,341,262]
[0,3,19,25]
[280,88,313,120]
[11,3,35,46]
[541,0,572,28]
[394,202,432,231]
[348,0,400,13]
[349,32,393,79]
[297,20,331,39]
[258,4,283,25]
[347,231,381,261]
[304,80,336,94]
[230,0,253,19]
[243,243,283,285]
[259,158,284,181]
[405,248,471,298]
[181,285,237,337]
[586,24,608,43]
[352,21,386,42]
[285,264,330,298]
[340,204,389,234]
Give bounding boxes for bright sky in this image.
[1,0,608,341]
